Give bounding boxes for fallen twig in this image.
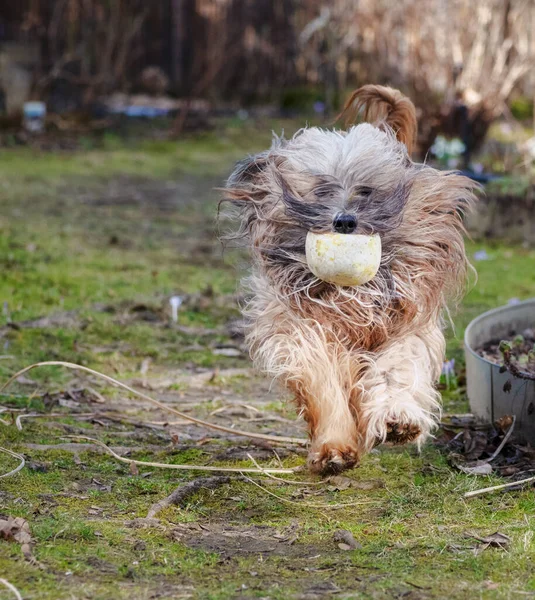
[246,453,321,486]
[15,412,97,431]
[147,476,231,518]
[24,442,142,455]
[0,407,13,426]
[0,578,23,600]
[240,473,377,510]
[482,415,516,464]
[464,474,535,498]
[64,436,297,475]
[0,362,307,446]
[455,415,517,475]
[0,447,25,479]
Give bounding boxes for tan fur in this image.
[339,85,418,153]
[222,85,477,475]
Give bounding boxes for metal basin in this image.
[464,298,535,444]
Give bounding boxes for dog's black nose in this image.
[333,214,357,234]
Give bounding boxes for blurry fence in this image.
[1,0,534,120]
[0,0,311,110]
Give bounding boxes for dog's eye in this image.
[356,186,373,198]
[314,187,332,199]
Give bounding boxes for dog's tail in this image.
[338,85,417,154]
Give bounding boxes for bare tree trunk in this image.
[170,0,188,92]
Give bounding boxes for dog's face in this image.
[266,124,411,237]
[224,86,476,314]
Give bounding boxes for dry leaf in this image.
[333,529,361,550]
[338,543,353,551]
[463,430,489,461]
[495,415,514,432]
[212,348,242,357]
[0,516,35,562]
[327,475,353,490]
[15,375,37,386]
[140,358,151,377]
[465,531,511,554]
[457,462,493,476]
[352,479,385,490]
[58,398,80,409]
[471,532,511,547]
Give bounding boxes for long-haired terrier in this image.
[222,85,476,474]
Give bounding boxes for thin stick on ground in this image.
[482,415,516,464]
[0,447,25,479]
[147,476,231,518]
[239,473,377,510]
[15,412,98,431]
[246,453,321,486]
[0,361,307,446]
[0,410,11,426]
[64,435,297,475]
[0,578,23,600]
[464,474,535,498]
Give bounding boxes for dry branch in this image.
[0,361,307,446]
[0,579,22,600]
[64,435,297,475]
[0,447,25,479]
[464,475,535,498]
[147,476,231,518]
[240,473,378,510]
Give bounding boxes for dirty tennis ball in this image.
[305,232,382,286]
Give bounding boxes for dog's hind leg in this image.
[357,324,445,454]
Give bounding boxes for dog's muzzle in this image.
[305,232,382,286]
[333,213,357,234]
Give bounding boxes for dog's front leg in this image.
[288,345,358,474]
[357,324,445,453]
[287,333,360,475]
[251,317,359,475]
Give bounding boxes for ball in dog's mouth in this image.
[305,232,382,286]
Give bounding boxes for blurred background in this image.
[2,1,535,168]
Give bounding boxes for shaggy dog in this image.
[222,85,477,474]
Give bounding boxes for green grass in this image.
[1,124,535,599]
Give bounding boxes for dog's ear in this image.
[339,85,417,154]
[226,152,269,194]
[220,152,274,241]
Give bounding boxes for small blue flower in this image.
[442,359,455,377]
[313,101,326,115]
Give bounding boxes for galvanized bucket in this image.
[464,298,535,444]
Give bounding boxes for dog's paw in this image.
[308,444,359,476]
[364,402,435,450]
[384,421,422,444]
